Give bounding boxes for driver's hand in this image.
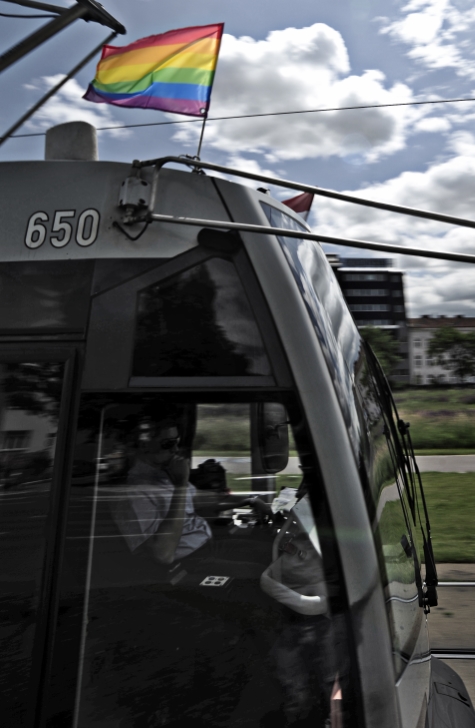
[166,456,189,487]
[247,497,273,522]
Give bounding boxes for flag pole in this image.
[195,110,208,160]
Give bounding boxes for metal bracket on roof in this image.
[119,176,152,223]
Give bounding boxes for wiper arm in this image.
[399,420,439,607]
[363,342,438,610]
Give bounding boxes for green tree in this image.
[360,326,400,377]
[427,327,475,383]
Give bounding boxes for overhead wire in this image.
[0,11,57,17]
[8,94,475,139]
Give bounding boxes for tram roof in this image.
[0,159,303,262]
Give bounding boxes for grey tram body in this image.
[0,153,473,728]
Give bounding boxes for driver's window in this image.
[47,395,354,727]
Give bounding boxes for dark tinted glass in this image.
[261,204,362,452]
[0,262,94,334]
[132,258,271,377]
[0,361,64,724]
[354,351,424,678]
[261,203,360,372]
[48,393,354,728]
[262,203,309,233]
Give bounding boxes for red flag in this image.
[282,192,314,221]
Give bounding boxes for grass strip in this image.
[415,449,475,456]
[422,472,475,563]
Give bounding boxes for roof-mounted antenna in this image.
[0,0,125,75]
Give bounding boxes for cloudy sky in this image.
[1,0,475,317]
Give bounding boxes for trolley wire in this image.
[9,94,475,139]
[0,11,57,16]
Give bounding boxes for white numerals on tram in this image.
[50,210,74,248]
[25,212,48,249]
[25,209,100,249]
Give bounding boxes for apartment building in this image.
[408,315,475,385]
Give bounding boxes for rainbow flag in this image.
[84,23,224,117]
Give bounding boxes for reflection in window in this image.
[355,353,422,678]
[49,395,353,727]
[2,430,32,451]
[0,361,64,724]
[268,231,361,452]
[0,262,93,333]
[260,203,309,234]
[132,258,271,378]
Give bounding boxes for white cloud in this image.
[404,267,475,316]
[172,24,422,163]
[24,75,129,137]
[383,0,447,46]
[414,116,451,132]
[201,153,283,189]
[380,0,475,78]
[314,131,475,315]
[223,155,282,182]
[317,132,475,230]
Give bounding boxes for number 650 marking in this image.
[25,209,100,249]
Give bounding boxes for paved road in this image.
[416,455,475,472]
[430,575,475,704]
[331,453,475,474]
[194,454,475,475]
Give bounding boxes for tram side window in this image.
[48,395,354,728]
[355,354,422,679]
[131,257,271,377]
[0,361,64,725]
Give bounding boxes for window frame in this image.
[0,343,83,728]
[84,246,292,391]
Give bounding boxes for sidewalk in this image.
[437,563,475,581]
[416,455,475,472]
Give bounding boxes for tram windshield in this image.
[38,393,355,728]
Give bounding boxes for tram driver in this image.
[111,417,215,566]
[111,415,261,572]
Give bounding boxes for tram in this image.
[0,120,474,728]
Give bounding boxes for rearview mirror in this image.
[257,402,289,474]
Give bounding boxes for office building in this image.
[328,256,409,383]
